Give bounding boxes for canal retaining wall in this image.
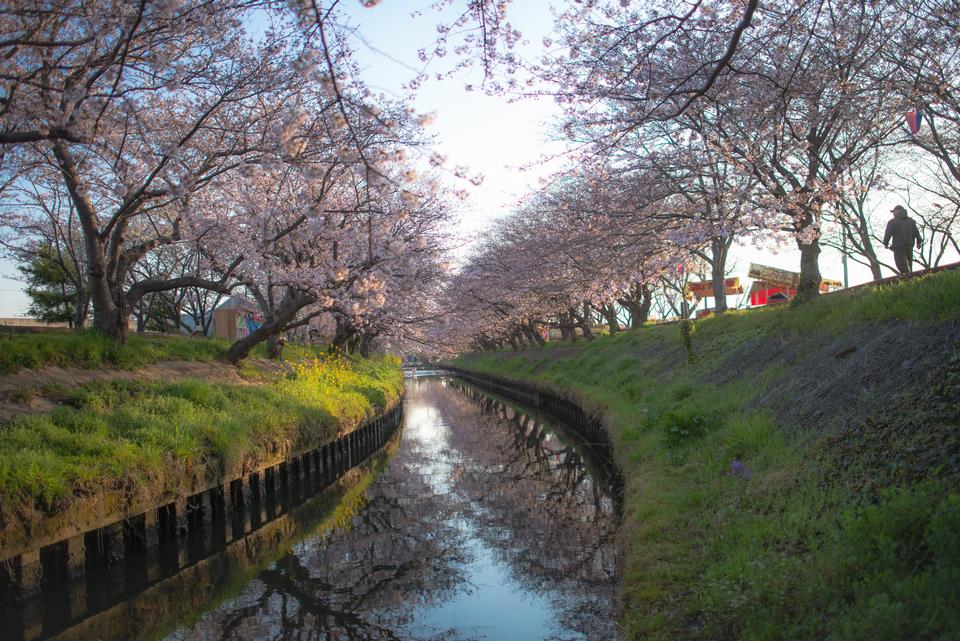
[447,368,623,486]
[0,402,404,610]
[5,430,404,641]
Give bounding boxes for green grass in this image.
[0,352,403,525]
[452,268,960,640]
[0,330,344,374]
[696,267,960,339]
[0,331,225,374]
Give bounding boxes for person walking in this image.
[883,205,922,275]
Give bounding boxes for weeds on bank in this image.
[0,330,345,374]
[0,352,402,521]
[0,331,230,374]
[453,270,960,640]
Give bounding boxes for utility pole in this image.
[842,231,849,288]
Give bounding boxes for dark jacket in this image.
[884,211,922,249]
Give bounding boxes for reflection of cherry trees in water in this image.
[440,383,620,639]
[169,378,618,641]
[171,433,470,640]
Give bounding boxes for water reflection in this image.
[159,377,619,641]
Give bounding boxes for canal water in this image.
[9,376,621,641]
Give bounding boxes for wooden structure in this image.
[213,296,262,340]
[684,277,744,300]
[747,263,842,306]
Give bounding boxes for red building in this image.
[747,263,841,306]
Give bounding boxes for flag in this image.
[905,109,923,135]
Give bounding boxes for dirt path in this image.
[0,358,291,424]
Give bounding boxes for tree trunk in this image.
[53,142,118,338]
[522,321,545,346]
[514,328,528,348]
[88,252,128,341]
[866,253,883,281]
[330,315,354,354]
[796,237,822,302]
[709,236,732,314]
[96,302,129,342]
[227,320,278,363]
[619,283,652,328]
[266,334,284,359]
[572,304,594,341]
[72,287,89,329]
[226,292,306,364]
[347,334,361,354]
[853,226,884,281]
[358,333,371,358]
[600,303,620,334]
[529,321,545,345]
[623,300,649,327]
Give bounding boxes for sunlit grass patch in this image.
[0,352,402,522]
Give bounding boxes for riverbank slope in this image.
[0,335,403,558]
[454,270,960,641]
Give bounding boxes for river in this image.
[7,376,621,641]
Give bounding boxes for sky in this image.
[0,1,938,317]
[338,1,567,239]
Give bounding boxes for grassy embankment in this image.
[455,270,960,641]
[0,333,403,533]
[0,330,334,374]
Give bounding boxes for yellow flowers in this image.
[291,352,356,389]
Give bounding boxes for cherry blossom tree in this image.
[437,168,684,351]
[0,1,321,339]
[542,0,906,301]
[196,116,453,362]
[2,1,465,352]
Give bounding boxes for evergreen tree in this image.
[17,244,83,327]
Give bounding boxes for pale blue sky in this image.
[340,1,567,238]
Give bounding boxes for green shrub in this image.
[825,486,960,641]
[659,409,717,448]
[724,413,777,459]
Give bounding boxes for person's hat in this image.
[891,205,907,214]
